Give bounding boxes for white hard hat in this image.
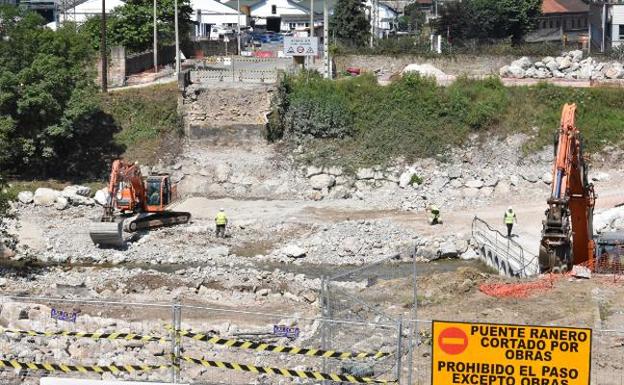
[220,208,224,211]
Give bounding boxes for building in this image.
[55,0,124,24]
[538,0,589,32]
[248,0,321,32]
[365,0,398,37]
[589,0,624,51]
[191,0,247,38]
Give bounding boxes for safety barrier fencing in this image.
[471,216,539,277]
[0,296,400,385]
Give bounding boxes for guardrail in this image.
[471,216,539,277]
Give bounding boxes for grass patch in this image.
[271,74,624,169]
[101,83,183,165]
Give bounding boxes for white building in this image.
[191,0,247,38]
[57,0,125,24]
[248,0,321,32]
[365,0,398,36]
[589,0,624,51]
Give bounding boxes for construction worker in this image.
[504,206,517,237]
[429,205,441,225]
[215,208,228,238]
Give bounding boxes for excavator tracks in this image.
[89,211,191,248]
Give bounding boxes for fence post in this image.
[171,302,182,383]
[396,317,404,384]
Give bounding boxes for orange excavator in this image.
[539,103,595,273]
[89,159,191,247]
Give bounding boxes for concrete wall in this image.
[334,54,517,77]
[126,46,176,75]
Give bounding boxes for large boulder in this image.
[33,188,61,206]
[569,50,583,62]
[507,66,526,79]
[17,191,34,204]
[94,188,109,206]
[399,170,415,189]
[356,168,375,180]
[281,245,307,258]
[310,174,336,190]
[605,63,624,79]
[546,60,560,73]
[558,56,573,70]
[465,180,484,189]
[54,196,69,210]
[438,240,458,258]
[511,57,532,70]
[62,185,91,197]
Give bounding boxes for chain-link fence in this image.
[321,253,419,385]
[0,296,174,385]
[0,296,402,385]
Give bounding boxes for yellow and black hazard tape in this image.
[0,328,167,343]
[0,359,171,373]
[167,326,390,360]
[180,355,394,384]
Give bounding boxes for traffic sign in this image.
[432,320,591,385]
[438,326,468,355]
[284,37,318,57]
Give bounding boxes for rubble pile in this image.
[500,50,624,80]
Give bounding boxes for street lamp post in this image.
[237,0,241,55]
[153,0,158,73]
[101,0,107,92]
[174,0,180,74]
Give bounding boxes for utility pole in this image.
[175,0,180,74]
[237,0,241,55]
[153,0,158,73]
[323,0,329,79]
[100,0,107,92]
[310,0,314,37]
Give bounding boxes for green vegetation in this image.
[270,73,624,170]
[436,0,542,45]
[81,0,192,53]
[410,175,423,186]
[101,83,183,165]
[330,0,370,47]
[0,6,122,179]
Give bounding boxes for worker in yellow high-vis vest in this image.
[215,208,228,238]
[504,206,517,237]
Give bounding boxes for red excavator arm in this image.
[539,103,595,272]
[101,160,146,221]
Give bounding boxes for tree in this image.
[0,5,122,178]
[399,3,426,33]
[81,0,193,53]
[330,0,370,47]
[436,0,541,45]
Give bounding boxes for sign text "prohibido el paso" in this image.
[432,320,591,385]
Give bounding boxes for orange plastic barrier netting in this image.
[479,274,559,298]
[480,258,624,298]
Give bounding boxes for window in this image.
[549,19,553,28]
[147,180,161,206]
[620,25,624,40]
[271,5,276,14]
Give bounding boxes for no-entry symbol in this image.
[438,327,468,355]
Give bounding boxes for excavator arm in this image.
[101,160,146,221]
[539,104,595,272]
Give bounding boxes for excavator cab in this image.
[145,175,172,212]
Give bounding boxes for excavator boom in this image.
[539,104,595,272]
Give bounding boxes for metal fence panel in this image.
[0,296,173,385]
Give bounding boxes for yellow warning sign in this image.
[432,320,591,385]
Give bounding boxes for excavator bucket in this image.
[89,221,124,247]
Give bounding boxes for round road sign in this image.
[438,327,468,355]
[297,46,305,53]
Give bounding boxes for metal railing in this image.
[471,216,539,277]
